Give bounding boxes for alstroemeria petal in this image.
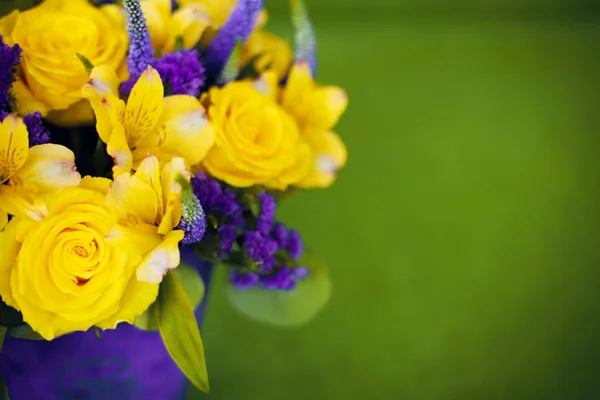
[159,95,215,167]
[107,123,133,177]
[0,114,28,183]
[157,157,187,235]
[0,185,47,222]
[136,229,185,284]
[0,209,7,232]
[109,173,159,225]
[15,144,81,192]
[135,154,164,224]
[124,66,164,148]
[296,131,347,189]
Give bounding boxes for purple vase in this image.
[0,251,213,400]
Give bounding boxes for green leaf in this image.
[0,373,8,400]
[135,262,205,332]
[226,251,332,327]
[174,35,185,52]
[154,271,209,393]
[0,327,6,354]
[0,299,22,328]
[7,324,44,340]
[76,53,94,75]
[216,40,243,86]
[133,305,159,331]
[172,262,206,310]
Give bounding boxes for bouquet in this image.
[0,0,347,398]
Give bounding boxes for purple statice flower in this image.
[217,224,237,253]
[287,229,304,260]
[202,0,263,81]
[272,223,288,248]
[155,50,205,97]
[0,36,22,111]
[231,264,309,291]
[256,192,275,234]
[244,230,278,273]
[230,269,260,290]
[0,111,51,147]
[192,172,223,210]
[121,0,155,96]
[192,172,244,227]
[23,112,50,146]
[178,188,206,245]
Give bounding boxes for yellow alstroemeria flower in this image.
[0,114,81,228]
[0,0,128,125]
[279,63,349,188]
[82,65,215,176]
[0,159,186,340]
[242,30,294,81]
[143,0,267,54]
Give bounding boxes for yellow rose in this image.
[0,0,128,123]
[201,81,310,189]
[0,161,187,340]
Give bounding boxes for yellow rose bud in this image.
[201,81,310,190]
[0,0,128,122]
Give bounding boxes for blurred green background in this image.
[190,0,600,399]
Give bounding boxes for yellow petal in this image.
[314,85,348,134]
[164,3,211,52]
[107,123,133,177]
[0,114,29,183]
[253,72,279,100]
[0,185,47,222]
[0,209,7,232]
[266,139,312,190]
[83,82,124,144]
[125,66,164,148]
[80,176,112,193]
[46,100,95,127]
[296,132,347,189]
[136,230,185,284]
[14,144,81,192]
[0,220,20,309]
[109,173,159,225]
[88,65,120,97]
[106,221,163,256]
[12,78,50,117]
[159,95,215,167]
[0,10,19,42]
[135,155,164,224]
[157,157,188,235]
[142,0,172,51]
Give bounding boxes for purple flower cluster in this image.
[155,50,205,97]
[192,172,244,253]
[0,36,22,111]
[231,265,309,291]
[190,173,309,291]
